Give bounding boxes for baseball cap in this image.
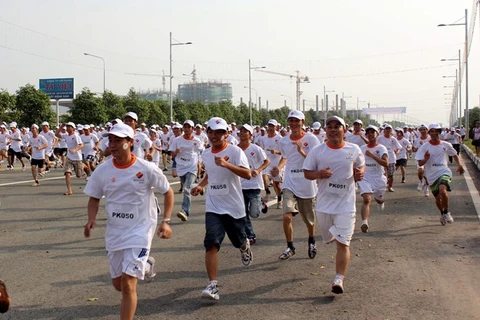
[65,122,75,127]
[103,123,134,139]
[418,124,427,129]
[140,122,146,126]
[231,122,236,126]
[326,116,346,127]
[77,125,84,131]
[353,119,363,125]
[123,112,138,121]
[173,123,183,129]
[267,119,278,126]
[450,127,456,131]
[312,122,321,130]
[183,120,194,127]
[31,124,39,130]
[9,122,17,128]
[105,122,112,127]
[287,110,305,120]
[41,121,49,126]
[0,124,5,128]
[383,123,393,129]
[238,123,253,135]
[428,123,442,132]
[83,124,90,130]
[195,124,202,128]
[365,125,379,134]
[207,117,228,131]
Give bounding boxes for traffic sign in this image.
[39,78,74,99]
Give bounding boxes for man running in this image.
[56,122,84,195]
[377,124,401,192]
[28,124,48,187]
[412,124,430,196]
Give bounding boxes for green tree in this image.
[148,100,169,125]
[123,88,149,122]
[70,88,107,125]
[103,90,125,121]
[173,100,190,123]
[0,90,16,123]
[16,84,54,127]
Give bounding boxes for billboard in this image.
[361,107,406,115]
[39,78,74,100]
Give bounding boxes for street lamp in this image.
[438,9,469,135]
[281,94,293,108]
[84,52,105,93]
[244,86,258,114]
[323,86,335,126]
[249,60,265,125]
[170,32,192,123]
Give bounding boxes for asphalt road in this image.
[0,154,479,320]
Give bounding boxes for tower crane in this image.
[255,69,309,110]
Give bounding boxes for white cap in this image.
[140,122,146,126]
[312,122,321,130]
[260,127,265,131]
[267,119,278,126]
[103,123,134,139]
[77,125,84,131]
[450,127,456,131]
[41,121,49,126]
[65,122,75,127]
[31,124,39,130]
[287,110,305,120]
[105,122,112,127]
[383,123,393,129]
[395,127,402,132]
[183,120,194,127]
[9,122,17,128]
[238,123,253,135]
[231,122,237,126]
[195,123,202,128]
[123,112,138,121]
[83,124,90,130]
[173,123,183,129]
[428,123,442,132]
[207,117,228,131]
[353,119,363,125]
[365,125,379,134]
[326,116,346,127]
[418,124,427,129]
[0,124,5,128]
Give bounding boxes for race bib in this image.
[106,204,139,226]
[326,178,350,195]
[208,181,229,195]
[289,168,304,179]
[178,156,192,163]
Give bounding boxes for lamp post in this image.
[169,32,192,123]
[323,86,335,126]
[248,60,265,125]
[281,94,293,108]
[84,53,105,93]
[438,9,469,136]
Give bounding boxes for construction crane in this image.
[125,71,169,93]
[255,69,309,110]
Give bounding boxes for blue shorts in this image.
[204,212,247,251]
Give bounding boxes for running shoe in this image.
[276,201,282,209]
[442,212,454,224]
[240,239,253,266]
[201,282,220,300]
[261,200,268,214]
[163,167,168,171]
[401,177,406,183]
[22,165,26,172]
[331,278,344,294]
[361,222,369,233]
[144,256,156,282]
[308,243,317,259]
[38,172,45,177]
[423,185,430,197]
[279,247,295,260]
[378,202,385,211]
[388,187,394,192]
[417,181,423,191]
[177,210,188,222]
[248,238,256,245]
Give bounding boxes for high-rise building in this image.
[178,81,232,103]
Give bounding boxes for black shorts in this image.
[84,154,96,163]
[204,212,247,251]
[54,148,68,156]
[472,139,480,147]
[31,158,45,168]
[162,150,171,155]
[395,159,407,167]
[8,149,23,159]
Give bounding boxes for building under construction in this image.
[178,81,232,103]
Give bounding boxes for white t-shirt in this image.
[377,135,402,164]
[57,132,68,148]
[312,131,326,144]
[303,142,365,214]
[360,143,388,179]
[169,135,204,176]
[226,134,238,146]
[151,138,162,164]
[10,130,23,152]
[240,143,267,190]
[396,137,412,160]
[413,135,430,150]
[65,132,83,161]
[258,133,283,169]
[0,133,10,150]
[346,131,366,147]
[415,140,457,183]
[84,155,170,251]
[194,132,208,146]
[160,132,172,150]
[279,131,320,198]
[132,132,153,159]
[40,130,56,155]
[28,134,48,160]
[444,132,461,144]
[81,134,99,157]
[202,144,249,218]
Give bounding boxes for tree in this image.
[0,90,16,123]
[16,84,54,127]
[70,88,107,125]
[103,90,125,121]
[123,88,149,122]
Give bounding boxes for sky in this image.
[0,0,479,126]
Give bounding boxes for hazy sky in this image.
[1,0,478,125]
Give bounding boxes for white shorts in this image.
[317,212,355,246]
[358,177,387,202]
[263,165,284,182]
[107,248,150,280]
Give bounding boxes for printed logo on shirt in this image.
[250,151,255,156]
[345,153,354,161]
[134,171,145,183]
[136,172,143,179]
[111,177,116,183]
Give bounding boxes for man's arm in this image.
[84,197,100,238]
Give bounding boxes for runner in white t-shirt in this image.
[377,124,402,192]
[358,125,388,233]
[273,110,320,261]
[123,112,154,161]
[237,124,270,244]
[149,128,162,166]
[395,128,412,184]
[160,125,172,171]
[191,117,253,301]
[303,116,365,295]
[81,125,99,179]
[415,124,464,225]
[7,123,27,171]
[56,122,84,195]
[443,128,462,163]
[0,125,10,166]
[311,121,326,144]
[40,122,57,173]
[84,123,174,320]
[345,119,368,147]
[412,124,431,196]
[28,124,49,187]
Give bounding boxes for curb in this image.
[460,144,480,221]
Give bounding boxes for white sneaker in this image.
[423,185,430,197]
[378,203,385,211]
[361,222,369,233]
[417,181,423,191]
[144,256,156,282]
[443,212,454,224]
[240,239,253,266]
[201,282,220,300]
[331,278,344,294]
[177,210,188,222]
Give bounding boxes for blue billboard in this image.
[39,78,74,99]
